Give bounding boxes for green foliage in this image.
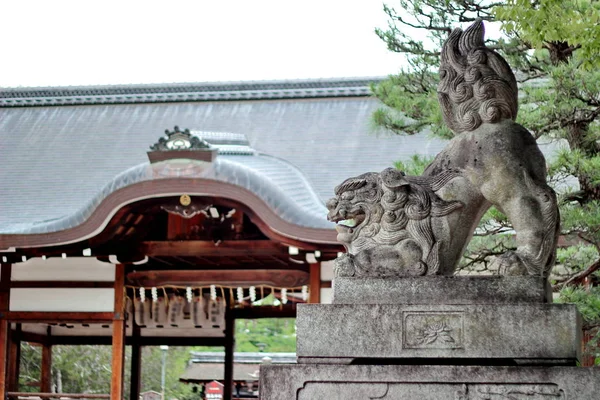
[371,74,452,138]
[18,345,119,395]
[141,346,196,400]
[203,318,297,353]
[460,233,515,273]
[394,154,433,175]
[18,344,41,391]
[556,244,600,275]
[559,201,600,260]
[53,345,115,394]
[557,286,600,364]
[235,318,296,352]
[496,0,600,69]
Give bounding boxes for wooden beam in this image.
[139,240,287,257]
[127,269,309,288]
[49,336,227,347]
[231,305,297,319]
[9,281,114,289]
[133,260,308,271]
[0,263,12,400]
[309,262,321,304]
[40,342,52,392]
[111,264,126,400]
[129,325,142,400]
[0,320,8,399]
[14,331,49,345]
[0,263,11,306]
[223,298,234,400]
[7,393,109,399]
[7,325,21,391]
[111,319,126,399]
[4,312,114,323]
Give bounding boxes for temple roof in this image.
[0,77,377,107]
[0,77,449,243]
[179,352,296,383]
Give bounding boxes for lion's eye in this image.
[341,192,355,200]
[326,198,339,209]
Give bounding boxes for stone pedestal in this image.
[260,277,600,399]
[297,303,580,365]
[261,364,600,399]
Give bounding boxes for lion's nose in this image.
[326,198,338,211]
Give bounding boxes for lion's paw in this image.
[491,251,529,276]
[334,253,357,277]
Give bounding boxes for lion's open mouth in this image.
[331,212,366,234]
[337,218,360,228]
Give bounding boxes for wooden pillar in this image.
[40,341,52,392]
[309,262,321,304]
[129,325,142,400]
[223,297,235,400]
[0,263,12,400]
[111,264,126,400]
[7,323,22,391]
[0,320,7,398]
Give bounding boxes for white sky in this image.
[0,0,406,88]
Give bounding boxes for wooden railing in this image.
[7,393,110,399]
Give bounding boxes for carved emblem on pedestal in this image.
[403,311,464,349]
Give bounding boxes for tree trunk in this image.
[547,41,573,65]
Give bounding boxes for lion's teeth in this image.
[337,218,357,227]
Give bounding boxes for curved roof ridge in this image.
[0,76,384,107]
[0,154,335,247]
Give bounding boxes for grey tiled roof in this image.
[0,77,378,107]
[180,363,261,382]
[0,78,449,235]
[189,351,296,364]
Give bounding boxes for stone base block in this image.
[297,303,580,364]
[260,364,600,399]
[332,276,552,305]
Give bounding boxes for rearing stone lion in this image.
[329,20,559,278]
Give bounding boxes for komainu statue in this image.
[328,20,559,278]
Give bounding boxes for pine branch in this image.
[558,259,600,287]
[392,14,451,33]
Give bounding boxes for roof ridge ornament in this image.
[150,126,211,151]
[147,126,218,163]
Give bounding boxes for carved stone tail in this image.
[438,19,518,134]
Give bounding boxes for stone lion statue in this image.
[329,20,559,278]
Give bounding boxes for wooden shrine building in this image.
[0,78,449,399]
